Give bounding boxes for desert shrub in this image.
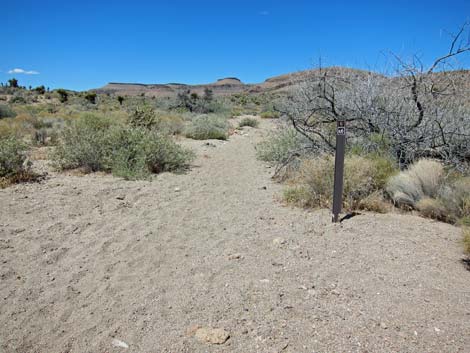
[128,106,158,129]
[256,128,310,165]
[416,198,449,221]
[438,177,470,222]
[0,136,37,187]
[84,92,97,104]
[239,117,259,128]
[109,127,194,180]
[33,85,46,95]
[9,96,26,104]
[184,114,230,140]
[155,113,185,135]
[0,104,16,119]
[260,111,280,119]
[386,159,444,208]
[52,114,194,179]
[285,154,397,209]
[463,228,470,255]
[357,191,390,213]
[128,107,185,135]
[56,89,68,103]
[52,114,116,171]
[0,136,28,178]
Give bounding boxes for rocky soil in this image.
[1,117,469,353]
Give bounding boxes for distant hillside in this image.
[95,68,470,98]
[95,70,321,97]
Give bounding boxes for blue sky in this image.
[2,0,470,91]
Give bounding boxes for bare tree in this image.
[278,23,470,169]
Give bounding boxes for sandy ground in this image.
[1,117,469,353]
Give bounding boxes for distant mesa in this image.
[214,77,243,85]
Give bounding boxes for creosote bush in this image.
[184,114,230,140]
[256,128,310,165]
[128,106,185,135]
[52,114,194,179]
[0,136,36,188]
[0,104,16,119]
[239,117,259,128]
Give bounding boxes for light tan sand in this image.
[1,118,469,352]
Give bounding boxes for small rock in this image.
[186,324,201,337]
[307,289,317,296]
[380,322,388,329]
[111,338,129,348]
[273,238,286,245]
[116,195,125,200]
[331,289,340,296]
[434,327,441,332]
[194,327,230,344]
[228,253,242,260]
[174,187,181,192]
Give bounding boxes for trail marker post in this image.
[332,119,346,223]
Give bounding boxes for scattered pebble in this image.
[273,237,286,245]
[116,196,125,200]
[111,338,129,348]
[174,187,181,192]
[228,253,242,260]
[194,327,230,344]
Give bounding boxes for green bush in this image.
[239,117,259,128]
[128,106,185,135]
[56,89,68,103]
[0,136,36,187]
[84,92,97,104]
[52,114,115,172]
[128,106,158,129]
[260,111,280,119]
[0,104,16,119]
[256,128,309,165]
[0,136,28,178]
[52,114,194,179]
[184,114,230,140]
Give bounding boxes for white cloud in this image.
[259,10,269,16]
[8,68,39,75]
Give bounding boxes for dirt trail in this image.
[1,117,469,353]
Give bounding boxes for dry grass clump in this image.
[284,154,397,210]
[416,198,448,221]
[260,111,280,119]
[463,227,470,255]
[239,117,259,128]
[387,159,470,224]
[357,192,390,213]
[386,159,444,208]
